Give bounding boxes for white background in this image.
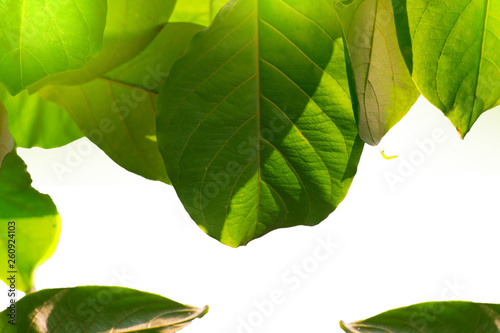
[5,97,500,332]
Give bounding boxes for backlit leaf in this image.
[157,0,363,247]
[0,0,107,95]
[29,0,177,90]
[170,0,229,26]
[335,0,420,146]
[408,0,500,137]
[0,150,61,293]
[0,86,82,149]
[38,23,205,183]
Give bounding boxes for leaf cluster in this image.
[0,0,498,331]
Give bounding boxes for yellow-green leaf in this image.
[0,0,107,95]
[170,0,229,26]
[0,85,82,149]
[38,23,205,183]
[0,150,61,293]
[408,0,500,137]
[29,0,177,91]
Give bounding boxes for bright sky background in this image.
[5,97,500,332]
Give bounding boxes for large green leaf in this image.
[0,0,107,95]
[341,301,500,332]
[157,0,363,247]
[38,23,205,183]
[0,86,82,149]
[29,0,177,91]
[0,286,208,332]
[408,0,500,137]
[0,150,61,293]
[0,101,14,166]
[170,0,229,26]
[335,0,420,146]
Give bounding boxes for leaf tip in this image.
[200,305,209,318]
[457,127,469,140]
[339,320,351,332]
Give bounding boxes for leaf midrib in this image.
[227,1,344,240]
[468,0,490,132]
[254,0,262,241]
[363,0,380,145]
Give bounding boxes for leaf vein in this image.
[260,58,349,156]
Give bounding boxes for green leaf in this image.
[0,286,208,332]
[170,0,229,26]
[335,0,420,146]
[157,0,363,247]
[408,0,500,138]
[0,0,107,95]
[0,101,14,166]
[38,23,205,183]
[0,86,82,149]
[29,0,177,91]
[341,301,500,332]
[0,150,61,293]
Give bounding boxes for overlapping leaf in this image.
[408,0,500,137]
[0,150,61,293]
[0,86,82,149]
[341,301,500,332]
[157,0,363,247]
[0,286,208,332]
[29,0,177,91]
[0,101,14,166]
[170,0,229,26]
[335,0,420,145]
[0,0,107,95]
[38,23,205,183]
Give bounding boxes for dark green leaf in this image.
[341,301,500,332]
[0,150,61,293]
[0,286,208,332]
[38,23,205,183]
[390,0,414,73]
[335,0,420,146]
[0,0,107,95]
[408,0,500,137]
[157,0,363,247]
[0,86,82,149]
